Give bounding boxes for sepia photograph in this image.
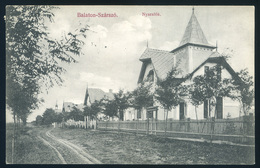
[6,5,255,164]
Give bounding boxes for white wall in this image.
[191,62,232,79]
[223,97,241,118]
[138,61,241,121]
[124,108,136,121]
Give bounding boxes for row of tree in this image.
[96,66,253,122]
[37,65,254,125]
[6,6,88,163]
[36,107,89,126]
[6,6,88,126]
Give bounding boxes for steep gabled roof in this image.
[62,102,84,112]
[138,48,176,82]
[151,51,175,79]
[179,10,215,48]
[84,88,114,105]
[62,102,74,112]
[139,48,172,61]
[138,49,238,85]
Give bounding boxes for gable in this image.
[143,62,154,80]
[190,62,232,80]
[138,48,176,83]
[188,56,238,80]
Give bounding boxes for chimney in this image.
[109,89,113,93]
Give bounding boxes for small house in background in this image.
[61,102,85,128]
[62,102,84,113]
[83,87,137,121]
[137,8,241,121]
[83,87,116,128]
[84,88,114,106]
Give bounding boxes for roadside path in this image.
[37,128,102,164]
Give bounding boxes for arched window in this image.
[147,70,154,82]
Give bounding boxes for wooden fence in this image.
[97,118,254,144]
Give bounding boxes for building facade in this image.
[137,9,241,121]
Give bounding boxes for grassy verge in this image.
[52,128,255,164]
[6,124,60,164]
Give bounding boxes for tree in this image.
[189,64,234,119]
[155,67,188,135]
[55,113,64,123]
[36,115,43,125]
[113,90,131,121]
[68,107,84,121]
[42,108,56,125]
[131,82,153,110]
[6,77,41,125]
[83,100,102,120]
[6,6,87,126]
[130,82,154,119]
[230,69,254,116]
[6,6,87,163]
[101,99,118,119]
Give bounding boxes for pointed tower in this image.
[171,8,216,75]
[62,100,65,113]
[55,100,58,110]
[83,84,89,106]
[179,8,213,47]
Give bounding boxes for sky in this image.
[6,6,255,122]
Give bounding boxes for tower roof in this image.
[179,8,214,48]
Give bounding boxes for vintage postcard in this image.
[6,6,255,164]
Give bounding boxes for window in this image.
[204,100,208,119]
[137,109,141,119]
[204,66,209,74]
[217,66,222,81]
[179,102,185,120]
[147,70,154,82]
[216,97,223,119]
[148,111,153,118]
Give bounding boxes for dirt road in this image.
[36,128,102,164]
[6,125,254,164]
[50,128,255,164]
